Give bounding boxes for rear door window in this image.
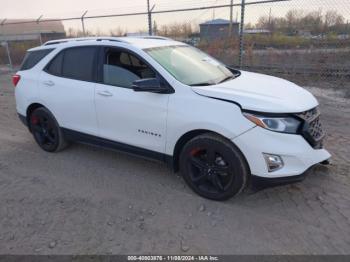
[61,47,97,82]
[20,49,54,71]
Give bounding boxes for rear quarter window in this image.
[45,51,64,76]
[20,49,54,71]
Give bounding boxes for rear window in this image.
[20,49,54,71]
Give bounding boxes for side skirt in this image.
[61,128,174,168]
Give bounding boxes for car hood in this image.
[191,71,318,113]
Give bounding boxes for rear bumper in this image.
[232,126,331,178]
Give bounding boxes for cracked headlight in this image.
[243,112,301,134]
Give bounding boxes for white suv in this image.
[14,36,330,200]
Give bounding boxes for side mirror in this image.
[132,78,169,93]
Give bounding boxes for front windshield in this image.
[145,45,235,86]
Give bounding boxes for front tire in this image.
[29,107,67,152]
[179,133,249,201]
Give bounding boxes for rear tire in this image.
[29,107,68,152]
[179,133,249,201]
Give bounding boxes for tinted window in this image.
[46,52,63,76]
[120,53,131,65]
[62,47,96,82]
[103,49,155,88]
[20,49,54,70]
[130,55,142,66]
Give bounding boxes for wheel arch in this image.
[172,129,223,172]
[26,103,46,131]
[171,129,251,175]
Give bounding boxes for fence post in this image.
[0,19,6,40]
[1,41,13,71]
[0,19,13,71]
[238,0,245,68]
[229,0,233,38]
[147,0,155,36]
[36,15,43,45]
[0,19,6,35]
[81,10,88,36]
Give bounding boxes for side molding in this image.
[61,128,174,166]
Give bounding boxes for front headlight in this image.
[243,112,301,133]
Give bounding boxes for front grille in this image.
[309,117,324,141]
[297,107,319,122]
[296,107,325,149]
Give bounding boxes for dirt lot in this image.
[0,72,350,255]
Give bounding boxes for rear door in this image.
[39,46,99,136]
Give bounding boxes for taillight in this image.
[12,74,21,87]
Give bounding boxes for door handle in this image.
[97,90,113,97]
[43,80,55,87]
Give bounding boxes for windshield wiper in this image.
[218,75,235,84]
[190,74,237,86]
[190,82,215,86]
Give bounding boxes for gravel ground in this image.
[0,73,349,255]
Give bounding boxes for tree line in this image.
[66,9,349,38]
[253,9,348,35]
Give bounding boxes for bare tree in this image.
[255,9,346,35]
[110,27,126,36]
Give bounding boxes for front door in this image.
[94,47,169,154]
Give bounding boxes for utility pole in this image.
[229,0,233,37]
[238,0,245,68]
[147,0,153,36]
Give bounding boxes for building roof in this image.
[200,18,239,26]
[0,19,65,35]
[0,33,41,42]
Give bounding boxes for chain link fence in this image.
[240,0,350,91]
[0,0,349,92]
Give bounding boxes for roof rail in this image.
[132,36,172,40]
[43,37,128,46]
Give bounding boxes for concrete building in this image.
[199,19,239,42]
[0,19,66,42]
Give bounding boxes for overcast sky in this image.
[1,0,349,33]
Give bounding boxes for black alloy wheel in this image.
[180,133,249,200]
[30,107,67,152]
